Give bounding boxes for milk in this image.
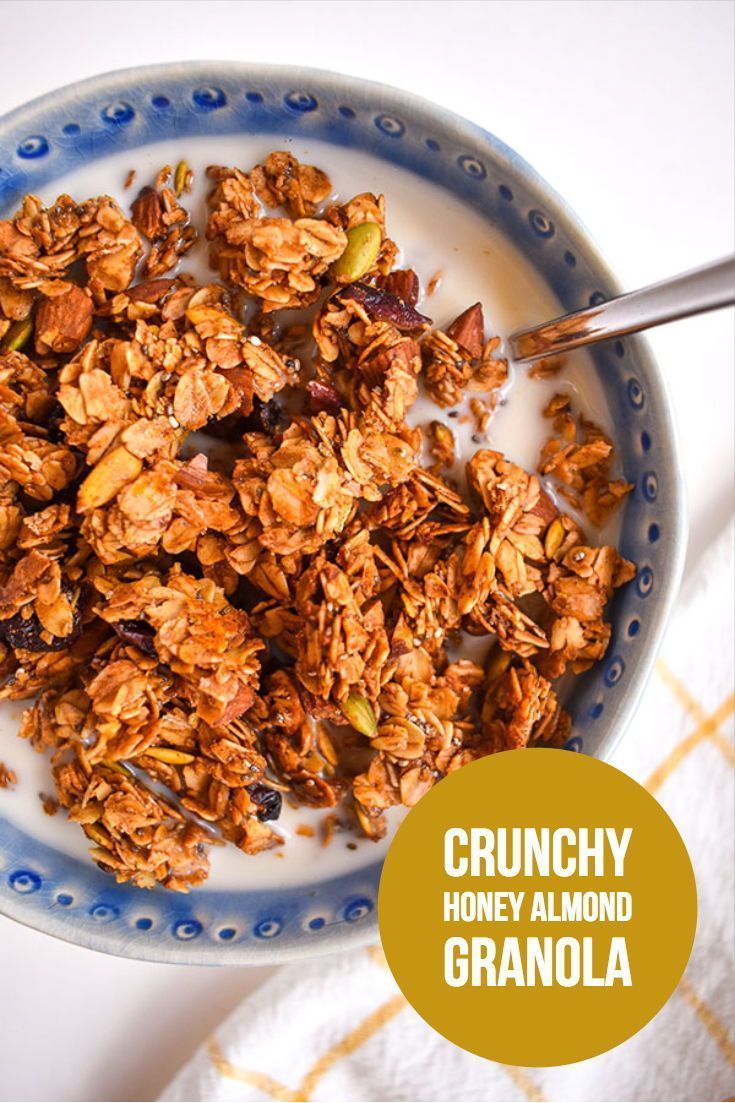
[0,135,614,890]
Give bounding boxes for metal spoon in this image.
[509,255,735,363]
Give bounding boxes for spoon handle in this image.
[510,255,735,363]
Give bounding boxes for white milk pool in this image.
[0,134,615,891]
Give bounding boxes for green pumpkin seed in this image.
[173,160,190,198]
[331,222,382,282]
[343,692,377,738]
[144,746,196,765]
[0,317,33,353]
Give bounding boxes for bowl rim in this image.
[0,60,687,965]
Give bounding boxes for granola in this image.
[0,762,16,789]
[539,393,634,525]
[131,170,197,278]
[423,303,508,408]
[0,149,636,889]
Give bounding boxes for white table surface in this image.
[0,2,732,1100]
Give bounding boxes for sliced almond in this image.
[544,517,566,560]
[77,446,143,511]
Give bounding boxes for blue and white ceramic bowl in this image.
[0,63,685,963]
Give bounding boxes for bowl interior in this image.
[0,63,684,963]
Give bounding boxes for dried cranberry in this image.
[379,269,420,306]
[306,379,342,414]
[339,282,431,330]
[247,783,283,822]
[111,619,157,657]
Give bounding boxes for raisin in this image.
[242,396,282,435]
[0,602,82,653]
[247,782,283,822]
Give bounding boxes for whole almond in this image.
[447,302,484,358]
[529,487,559,528]
[131,185,165,240]
[35,285,92,354]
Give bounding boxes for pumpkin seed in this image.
[144,747,195,765]
[103,760,133,777]
[331,222,381,282]
[173,159,190,197]
[0,317,33,353]
[343,692,377,738]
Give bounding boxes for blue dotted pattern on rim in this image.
[374,113,405,138]
[192,87,227,112]
[0,65,673,960]
[16,135,49,159]
[0,812,383,953]
[101,101,135,127]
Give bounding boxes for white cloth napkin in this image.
[161,522,735,1103]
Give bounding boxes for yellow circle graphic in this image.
[378,749,696,1067]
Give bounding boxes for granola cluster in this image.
[539,393,635,526]
[0,151,635,891]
